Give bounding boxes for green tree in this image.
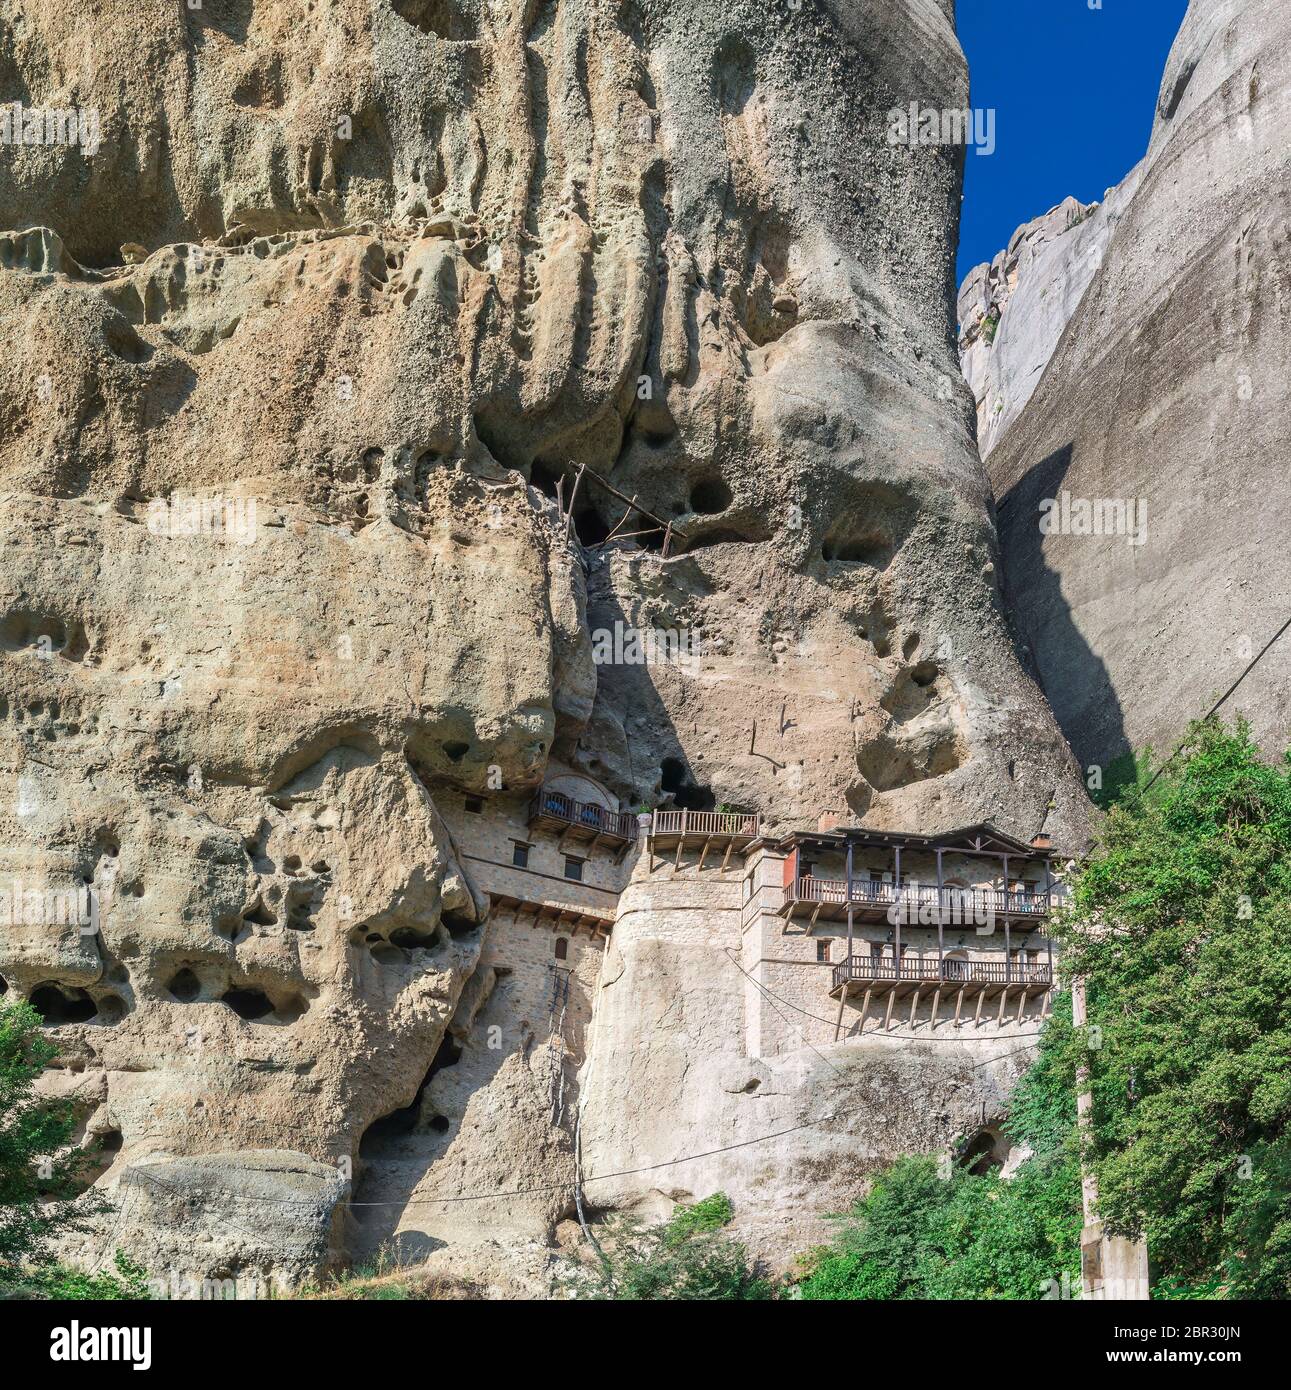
[1048,718,1291,1297]
[0,998,103,1273]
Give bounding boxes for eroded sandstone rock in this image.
[0,0,1089,1292]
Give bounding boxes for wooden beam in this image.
[930,987,942,1029]
[720,839,735,872]
[908,986,921,1028]
[697,837,712,872]
[855,988,872,1038]
[884,989,897,1031]
[954,987,965,1028]
[997,987,1009,1026]
[975,988,986,1026]
[1017,988,1028,1024]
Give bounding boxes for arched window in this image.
[554,937,569,961]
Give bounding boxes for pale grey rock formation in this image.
[958,173,1141,457]
[981,0,1291,774]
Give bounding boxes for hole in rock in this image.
[30,984,98,1026]
[910,661,939,688]
[96,995,127,1025]
[168,969,201,1003]
[443,740,470,763]
[573,508,611,547]
[961,1128,1004,1177]
[220,988,275,1021]
[529,460,563,502]
[440,910,477,940]
[392,0,479,41]
[241,898,278,928]
[389,925,442,951]
[689,477,732,515]
[0,974,7,995]
[660,757,715,812]
[98,1129,123,1153]
[821,531,893,567]
[359,1033,464,1156]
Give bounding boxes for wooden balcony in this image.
[780,876,1052,926]
[528,789,636,848]
[831,953,1053,995]
[648,808,763,870]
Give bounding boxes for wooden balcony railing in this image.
[529,790,636,843]
[785,876,1052,919]
[650,809,762,840]
[832,954,1053,992]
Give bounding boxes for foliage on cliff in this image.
[1052,717,1291,1297]
[796,1006,1082,1300]
[799,720,1291,1300]
[564,1192,772,1300]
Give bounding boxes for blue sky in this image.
[955,0,1189,287]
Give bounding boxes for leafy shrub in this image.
[564,1193,774,1300]
[0,998,108,1274]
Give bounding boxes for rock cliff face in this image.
[0,0,1089,1293]
[957,177,1140,458]
[971,0,1291,774]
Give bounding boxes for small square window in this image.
[564,857,583,882]
[464,797,483,814]
[816,939,831,963]
[512,843,530,868]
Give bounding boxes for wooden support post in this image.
[697,837,711,872]
[931,987,942,1029]
[1005,919,1012,983]
[673,837,685,872]
[1017,988,1029,1024]
[720,839,735,872]
[975,989,986,1026]
[908,986,921,1028]
[884,989,897,1031]
[997,987,1009,1025]
[856,988,872,1038]
[846,843,855,968]
[833,988,847,1043]
[954,987,965,1028]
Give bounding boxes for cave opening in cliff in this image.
[961,1128,1005,1177]
[689,476,733,515]
[220,988,275,1021]
[573,507,611,547]
[168,968,201,1003]
[529,459,562,502]
[30,984,98,1026]
[359,1033,462,1157]
[660,756,715,811]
